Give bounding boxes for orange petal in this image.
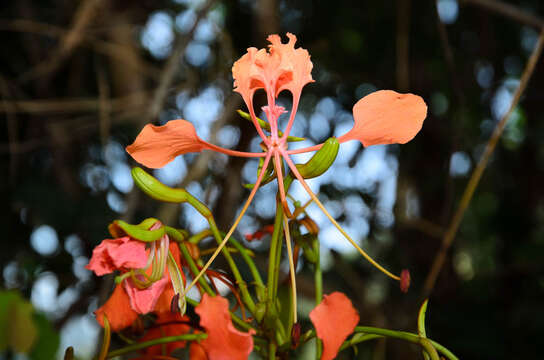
[268,33,314,98]
[339,90,427,147]
[309,292,360,360]
[190,340,208,360]
[195,294,255,360]
[126,119,208,168]
[232,34,313,107]
[95,283,139,332]
[139,311,191,356]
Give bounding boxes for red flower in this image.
[309,292,360,360]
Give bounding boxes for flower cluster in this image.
[87,33,428,360]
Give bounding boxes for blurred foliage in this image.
[1,0,544,359]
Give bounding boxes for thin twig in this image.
[460,0,544,29]
[0,19,161,78]
[423,29,544,296]
[19,0,106,82]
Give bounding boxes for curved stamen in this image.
[273,151,292,217]
[180,151,274,298]
[286,143,323,155]
[280,150,401,281]
[201,140,267,158]
[283,214,297,324]
[248,99,271,146]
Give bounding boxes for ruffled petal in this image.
[86,237,147,276]
[195,294,255,360]
[126,119,209,168]
[123,275,169,314]
[309,292,360,360]
[139,311,191,356]
[339,90,427,147]
[268,33,314,98]
[232,33,313,106]
[95,284,139,332]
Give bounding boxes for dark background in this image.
[2,0,544,359]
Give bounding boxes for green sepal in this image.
[132,167,189,203]
[237,110,305,142]
[295,137,339,179]
[111,219,165,242]
[418,299,430,360]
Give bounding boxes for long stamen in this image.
[280,151,401,281]
[287,143,323,155]
[283,214,297,324]
[180,151,273,298]
[200,140,267,158]
[274,151,293,217]
[280,95,300,142]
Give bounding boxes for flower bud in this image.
[296,137,339,179]
[131,167,188,203]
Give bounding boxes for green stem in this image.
[314,240,322,359]
[226,235,265,287]
[420,338,440,360]
[106,333,207,358]
[305,327,458,360]
[208,218,256,313]
[178,241,214,295]
[182,190,256,315]
[267,202,284,300]
[268,341,277,360]
[353,327,458,360]
[339,334,383,351]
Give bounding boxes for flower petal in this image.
[126,119,209,168]
[139,311,191,356]
[86,237,148,276]
[124,275,169,314]
[190,339,208,360]
[339,90,427,147]
[268,33,314,98]
[309,292,360,360]
[195,294,255,360]
[95,284,139,332]
[232,34,313,106]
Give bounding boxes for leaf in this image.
[10,300,38,353]
[29,313,60,360]
[0,291,18,351]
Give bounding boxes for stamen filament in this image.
[281,151,401,281]
[283,214,297,324]
[180,151,274,298]
[274,151,293,217]
[286,143,323,155]
[201,140,267,158]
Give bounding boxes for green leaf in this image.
[29,313,60,360]
[10,300,38,353]
[0,291,19,351]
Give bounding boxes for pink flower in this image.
[86,236,148,276]
[87,223,186,329]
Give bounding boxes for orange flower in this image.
[126,33,427,295]
[195,294,255,360]
[138,311,191,357]
[309,292,360,360]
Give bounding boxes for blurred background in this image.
[1,0,544,359]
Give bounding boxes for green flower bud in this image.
[296,137,339,179]
[131,167,188,203]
